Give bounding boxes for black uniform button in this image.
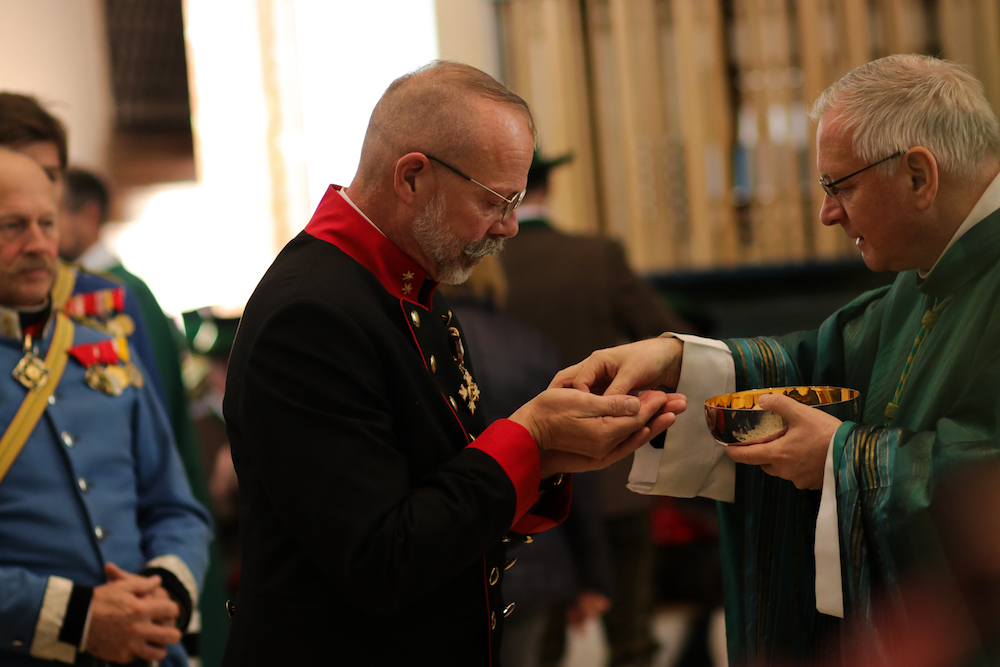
[501,534,510,544]
[410,310,421,328]
[503,602,515,618]
[489,567,499,585]
[449,396,457,411]
[505,557,517,570]
[429,355,437,373]
[523,535,534,544]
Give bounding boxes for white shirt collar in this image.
[921,169,1000,278]
[338,188,387,239]
[78,240,120,273]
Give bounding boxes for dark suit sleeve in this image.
[236,297,528,613]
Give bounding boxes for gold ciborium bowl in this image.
[704,386,860,446]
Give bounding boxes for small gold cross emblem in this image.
[458,366,481,415]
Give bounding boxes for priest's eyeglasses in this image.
[424,154,526,221]
[819,150,906,204]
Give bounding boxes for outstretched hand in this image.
[85,562,182,664]
[551,337,684,397]
[724,393,841,489]
[510,387,687,478]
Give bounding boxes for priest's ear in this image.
[903,147,938,211]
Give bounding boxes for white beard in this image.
[412,192,506,284]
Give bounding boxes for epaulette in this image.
[75,264,127,287]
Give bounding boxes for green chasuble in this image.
[720,207,1000,665]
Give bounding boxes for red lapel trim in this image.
[304,185,436,308]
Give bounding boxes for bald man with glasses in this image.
[221,61,685,666]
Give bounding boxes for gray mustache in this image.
[463,236,505,259]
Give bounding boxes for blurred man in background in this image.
[502,150,698,667]
[0,90,229,667]
[0,148,210,667]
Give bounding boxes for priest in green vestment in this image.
[555,54,1000,666]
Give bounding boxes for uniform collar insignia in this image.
[305,185,437,308]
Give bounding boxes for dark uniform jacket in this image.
[223,187,570,666]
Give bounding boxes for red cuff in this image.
[511,476,572,533]
[468,419,540,523]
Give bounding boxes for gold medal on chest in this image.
[12,335,50,390]
[125,362,145,389]
[84,364,132,396]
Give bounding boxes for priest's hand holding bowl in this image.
[707,387,860,491]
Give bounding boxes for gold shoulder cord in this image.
[50,262,77,311]
[0,312,75,486]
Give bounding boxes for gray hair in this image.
[809,54,1000,179]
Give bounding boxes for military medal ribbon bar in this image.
[63,287,126,319]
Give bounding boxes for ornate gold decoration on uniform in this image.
[62,288,135,337]
[448,326,480,414]
[68,337,144,396]
[0,313,75,487]
[402,271,415,296]
[12,335,50,390]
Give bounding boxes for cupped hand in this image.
[724,392,841,489]
[511,388,686,478]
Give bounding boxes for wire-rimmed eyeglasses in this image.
[424,154,526,221]
[819,150,906,204]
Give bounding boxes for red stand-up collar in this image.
[305,185,437,308]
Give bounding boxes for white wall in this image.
[434,0,501,79]
[0,0,114,170]
[0,0,503,315]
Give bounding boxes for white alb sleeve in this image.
[628,334,736,501]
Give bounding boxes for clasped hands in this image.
[84,562,183,664]
[524,336,839,488]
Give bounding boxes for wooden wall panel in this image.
[978,0,1000,116]
[494,0,1000,273]
[607,0,675,270]
[671,0,737,268]
[499,0,600,235]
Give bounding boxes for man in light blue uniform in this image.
[0,151,211,666]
